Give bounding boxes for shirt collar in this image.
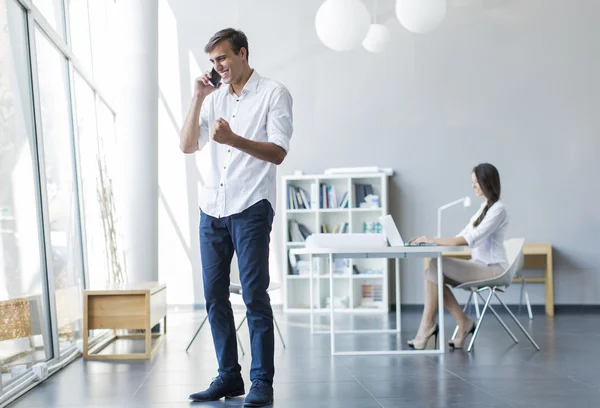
[228,69,260,96]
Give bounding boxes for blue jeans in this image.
[200,199,275,383]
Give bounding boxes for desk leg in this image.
[145,293,152,358]
[437,255,445,354]
[545,251,554,317]
[329,254,335,354]
[395,258,401,333]
[83,294,89,358]
[309,254,314,334]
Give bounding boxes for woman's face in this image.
[471,172,484,197]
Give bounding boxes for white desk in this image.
[291,245,465,356]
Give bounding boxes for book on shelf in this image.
[288,220,312,242]
[320,222,348,234]
[310,183,319,208]
[319,184,329,208]
[354,183,374,208]
[287,185,311,210]
[319,184,349,209]
[329,185,337,209]
[338,192,349,208]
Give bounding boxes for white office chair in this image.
[186,282,286,353]
[517,269,534,320]
[450,238,540,352]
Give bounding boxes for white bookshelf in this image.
[281,172,390,314]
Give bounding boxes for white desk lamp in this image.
[437,196,471,238]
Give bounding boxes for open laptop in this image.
[379,215,436,247]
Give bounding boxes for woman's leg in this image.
[415,259,463,338]
[415,277,438,337]
[443,285,472,333]
[415,281,471,338]
[415,258,499,338]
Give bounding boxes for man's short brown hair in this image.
[204,28,249,62]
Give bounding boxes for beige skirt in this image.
[425,257,504,286]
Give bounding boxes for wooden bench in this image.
[83,282,166,360]
[424,243,554,316]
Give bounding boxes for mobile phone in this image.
[209,68,221,88]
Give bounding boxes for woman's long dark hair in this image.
[472,163,501,228]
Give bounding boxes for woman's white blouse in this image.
[457,201,509,269]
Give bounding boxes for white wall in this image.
[157,0,600,306]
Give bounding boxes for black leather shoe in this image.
[244,380,273,407]
[189,375,245,402]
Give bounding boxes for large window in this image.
[0,0,52,392]
[94,100,121,285]
[89,0,116,101]
[73,73,109,289]
[67,0,92,73]
[34,28,84,354]
[1,0,118,402]
[32,0,65,38]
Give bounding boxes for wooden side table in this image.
[83,282,166,360]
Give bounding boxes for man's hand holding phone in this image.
[194,68,221,99]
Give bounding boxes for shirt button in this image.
[232,115,236,118]
[220,183,223,186]
[223,166,226,169]
[228,149,231,153]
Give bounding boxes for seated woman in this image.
[408,163,509,349]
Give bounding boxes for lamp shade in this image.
[362,23,392,53]
[315,0,371,51]
[395,0,447,34]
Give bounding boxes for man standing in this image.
[180,28,293,407]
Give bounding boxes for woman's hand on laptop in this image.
[409,236,435,245]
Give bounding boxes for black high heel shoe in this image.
[408,324,439,350]
[449,320,475,349]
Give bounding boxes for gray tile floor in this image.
[7,307,600,407]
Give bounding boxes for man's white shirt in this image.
[197,70,293,218]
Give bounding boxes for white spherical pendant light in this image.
[395,0,447,34]
[362,23,391,53]
[315,0,371,51]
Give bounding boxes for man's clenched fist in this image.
[210,118,236,145]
